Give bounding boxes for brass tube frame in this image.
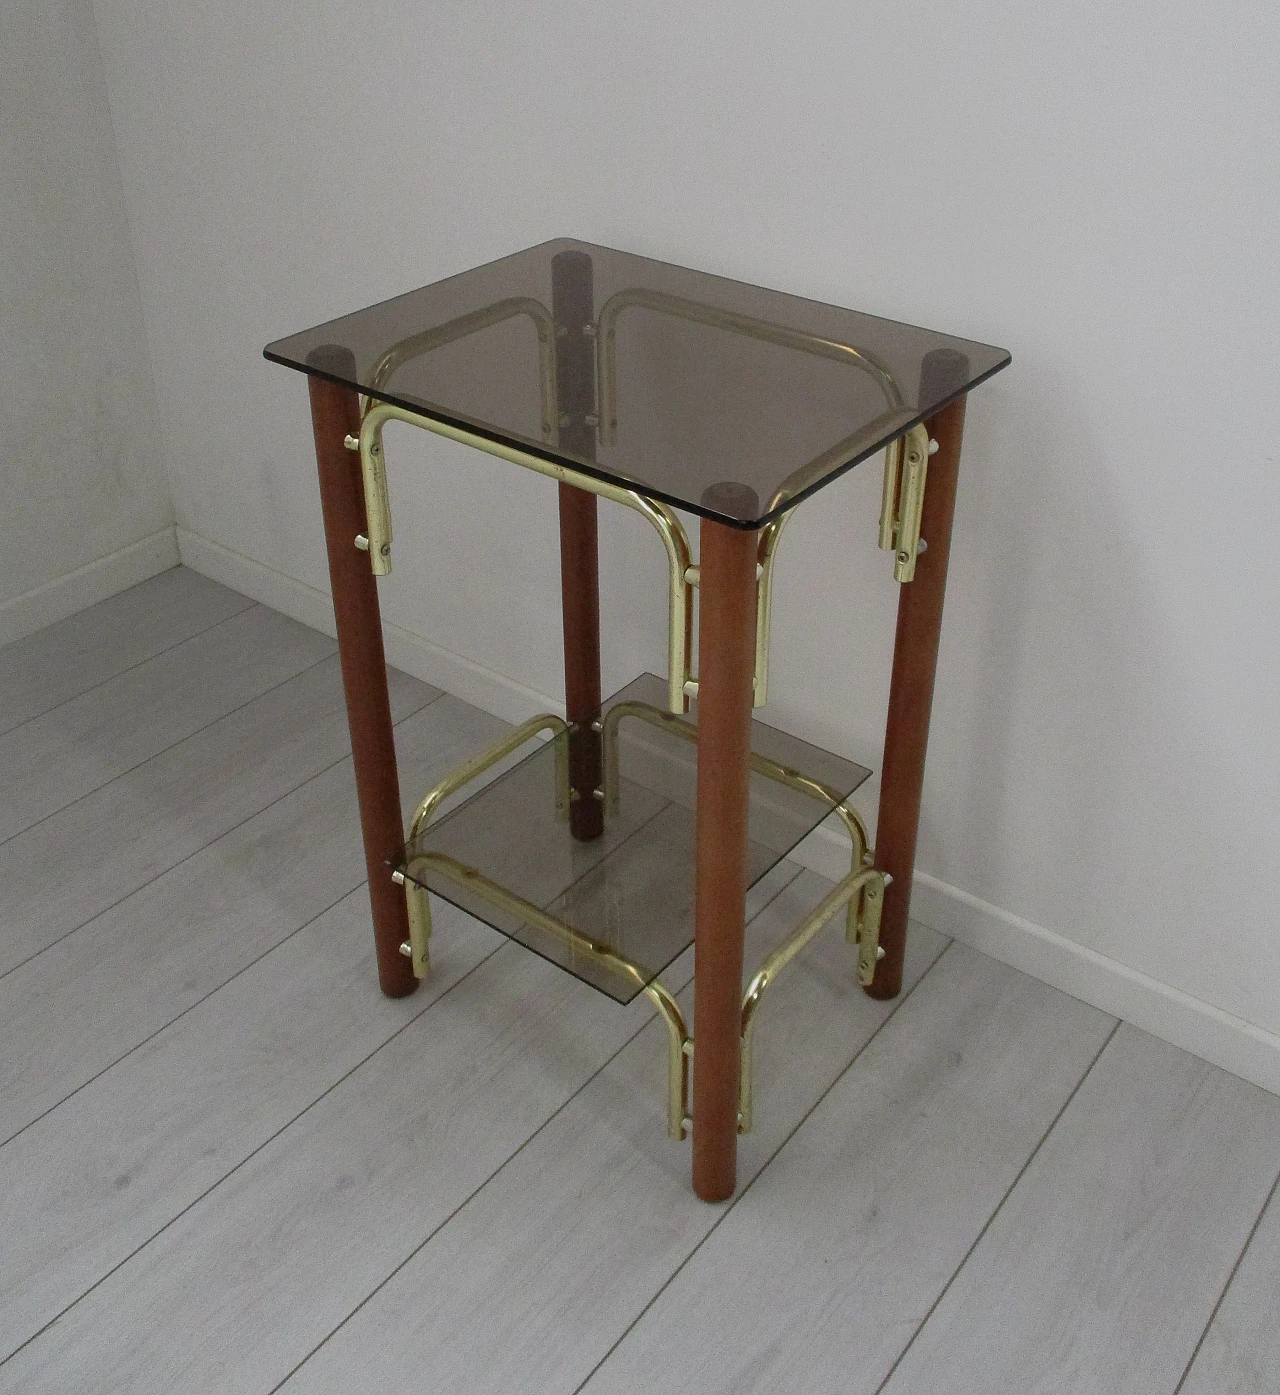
[355,400,695,715]
[595,287,904,450]
[402,849,692,1139]
[877,422,932,582]
[600,697,871,959]
[594,285,924,560]
[753,509,793,706]
[401,697,878,1141]
[367,296,558,445]
[738,865,886,1133]
[399,712,570,978]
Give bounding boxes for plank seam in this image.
[0,691,445,1144]
[0,923,510,1371]
[1172,1165,1280,1394]
[0,788,758,1365]
[567,935,956,1395]
[870,1017,1123,1394]
[0,678,440,989]
[0,605,343,853]
[263,863,807,1395]
[0,593,257,739]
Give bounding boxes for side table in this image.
[265,239,1009,1201]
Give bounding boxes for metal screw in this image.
[928,438,940,455]
[343,434,360,452]
[917,538,928,554]
[398,941,413,958]
[379,543,391,557]
[354,534,370,551]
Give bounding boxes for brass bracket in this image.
[879,423,934,582]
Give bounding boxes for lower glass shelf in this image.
[392,673,871,1004]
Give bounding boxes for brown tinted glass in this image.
[265,239,1009,528]
[393,674,871,1003]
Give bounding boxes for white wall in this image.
[90,1,1280,1084]
[0,0,173,641]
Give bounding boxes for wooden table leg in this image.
[553,249,604,840]
[866,349,970,1000]
[692,489,760,1201]
[306,345,416,999]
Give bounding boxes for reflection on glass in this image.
[265,239,1009,526]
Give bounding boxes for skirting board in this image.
[798,822,1280,1100]
[174,527,563,725]
[176,524,1280,1104]
[0,528,179,648]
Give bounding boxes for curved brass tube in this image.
[600,694,870,954]
[367,296,558,445]
[399,712,570,979]
[403,849,691,1138]
[354,401,693,712]
[595,287,904,450]
[753,508,794,706]
[624,496,693,713]
[738,866,886,1132]
[600,699,867,835]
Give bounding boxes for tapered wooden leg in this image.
[692,491,759,1202]
[553,248,604,840]
[867,349,970,999]
[306,345,415,998]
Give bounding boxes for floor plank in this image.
[577,945,1117,1395]
[0,568,253,736]
[1178,1178,1280,1394]
[0,696,501,1142]
[0,865,798,1395]
[879,1025,1280,1395]
[0,606,334,843]
[277,876,948,1395]
[0,656,435,977]
[0,891,502,1361]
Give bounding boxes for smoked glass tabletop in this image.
[393,674,871,1004]
[265,238,1010,529]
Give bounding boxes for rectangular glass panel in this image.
[265,239,1010,528]
[393,674,871,1003]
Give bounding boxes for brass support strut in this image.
[879,422,934,582]
[738,866,888,1133]
[397,713,570,979]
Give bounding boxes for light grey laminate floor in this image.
[1,566,1276,1394]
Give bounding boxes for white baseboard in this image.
[174,527,563,725]
[795,823,1280,1099]
[0,527,179,648]
[175,524,1280,1102]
